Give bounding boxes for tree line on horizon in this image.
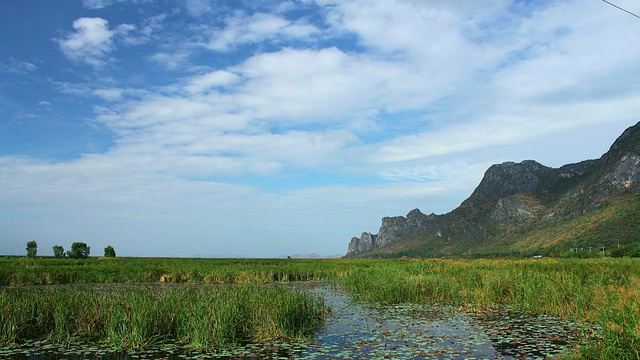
[26,241,116,258]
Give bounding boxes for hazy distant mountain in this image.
[289,253,343,259]
[346,121,640,258]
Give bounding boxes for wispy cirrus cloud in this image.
[0,58,37,74]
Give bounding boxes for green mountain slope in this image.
[346,122,640,258]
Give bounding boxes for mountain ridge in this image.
[345,121,640,258]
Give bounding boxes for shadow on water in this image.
[1,283,600,359]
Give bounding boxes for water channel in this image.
[0,283,600,359]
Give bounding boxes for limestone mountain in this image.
[346,121,640,258]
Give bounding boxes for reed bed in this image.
[0,284,325,351]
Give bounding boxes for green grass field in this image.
[0,256,638,358]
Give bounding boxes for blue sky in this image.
[1,0,640,257]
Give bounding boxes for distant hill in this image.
[289,253,343,259]
[346,121,640,258]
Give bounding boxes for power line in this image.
[602,0,640,20]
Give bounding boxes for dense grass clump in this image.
[0,284,325,351]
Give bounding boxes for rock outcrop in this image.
[346,209,438,256]
[490,195,538,222]
[347,232,377,254]
[466,160,552,204]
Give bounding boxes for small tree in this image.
[53,245,65,258]
[104,245,116,258]
[67,242,90,259]
[26,241,37,258]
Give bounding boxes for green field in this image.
[1,256,639,358]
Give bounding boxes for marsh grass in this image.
[0,257,354,286]
[340,258,640,359]
[1,257,639,358]
[0,284,325,351]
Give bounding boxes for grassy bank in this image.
[0,284,325,351]
[339,258,640,359]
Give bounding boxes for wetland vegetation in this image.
[0,256,638,358]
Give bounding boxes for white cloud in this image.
[57,16,158,67]
[207,12,320,52]
[148,52,189,70]
[86,0,640,183]
[185,70,240,94]
[49,1,640,177]
[57,17,114,67]
[114,23,144,45]
[229,47,437,125]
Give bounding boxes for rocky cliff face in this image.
[345,121,640,258]
[490,195,539,222]
[346,209,438,256]
[466,160,551,204]
[347,232,377,254]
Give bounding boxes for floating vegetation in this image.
[470,305,603,359]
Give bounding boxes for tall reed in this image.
[0,284,325,351]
